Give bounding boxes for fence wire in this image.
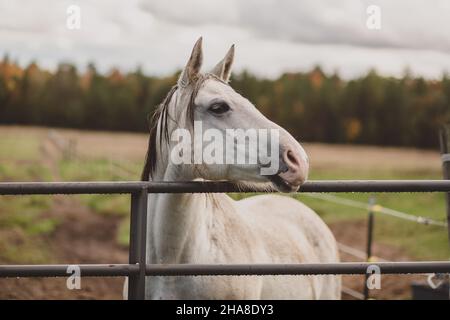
[302,193,447,227]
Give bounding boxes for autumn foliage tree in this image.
[0,56,449,149]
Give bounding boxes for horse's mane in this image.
[141,74,225,181]
[140,85,177,181]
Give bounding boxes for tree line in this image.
[1,55,449,149]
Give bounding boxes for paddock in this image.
[0,180,449,300]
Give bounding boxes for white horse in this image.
[126,38,341,299]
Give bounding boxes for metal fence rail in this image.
[1,180,450,300]
[0,264,138,277]
[144,262,450,276]
[2,262,450,277]
[1,180,450,195]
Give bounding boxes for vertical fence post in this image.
[128,187,148,300]
[439,125,450,248]
[363,196,376,300]
[439,125,450,300]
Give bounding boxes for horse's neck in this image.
[146,164,220,264]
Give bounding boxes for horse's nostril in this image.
[279,148,307,187]
[285,150,300,168]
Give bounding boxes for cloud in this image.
[0,0,449,79]
[141,0,450,52]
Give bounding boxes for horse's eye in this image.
[208,102,230,115]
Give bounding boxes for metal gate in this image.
[1,180,450,299]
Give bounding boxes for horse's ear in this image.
[178,37,203,87]
[210,44,234,82]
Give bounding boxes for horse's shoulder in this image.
[236,194,312,214]
[236,194,334,241]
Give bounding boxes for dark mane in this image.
[140,85,178,181]
[140,74,227,181]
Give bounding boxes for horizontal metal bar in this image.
[1,262,449,278]
[145,261,450,276]
[1,180,450,195]
[0,264,139,278]
[0,181,148,195]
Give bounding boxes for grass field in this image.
[0,125,448,299]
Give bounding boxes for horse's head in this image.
[144,38,309,192]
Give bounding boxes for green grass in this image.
[0,195,58,263]
[298,193,449,260]
[0,232,56,264]
[302,167,445,222]
[0,133,41,161]
[297,168,449,260]
[297,192,446,223]
[373,217,449,260]
[59,158,137,221]
[0,140,57,263]
[309,167,441,180]
[0,128,51,182]
[57,158,136,248]
[59,158,119,181]
[117,217,130,247]
[0,162,52,181]
[84,194,130,217]
[58,158,141,182]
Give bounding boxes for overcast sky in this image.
[1,0,449,79]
